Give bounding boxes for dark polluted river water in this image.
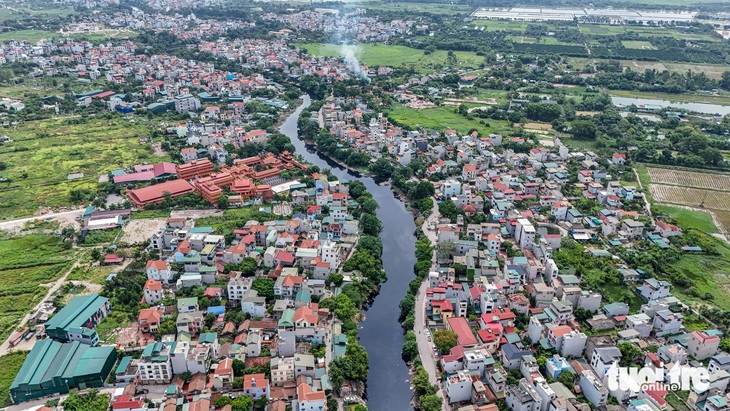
[279,95,416,410]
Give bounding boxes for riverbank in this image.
[280,95,416,410]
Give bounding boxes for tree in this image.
[558,371,576,387]
[618,342,642,367]
[419,394,442,411]
[571,120,598,140]
[252,278,275,301]
[410,181,435,200]
[329,273,344,287]
[438,199,459,222]
[433,329,458,353]
[217,194,229,209]
[369,158,393,178]
[231,395,253,411]
[232,359,245,377]
[574,306,592,322]
[238,257,257,276]
[181,371,192,383]
[360,197,379,214]
[213,396,232,407]
[402,331,419,361]
[360,213,381,236]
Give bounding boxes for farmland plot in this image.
[647,167,730,191]
[649,184,730,210]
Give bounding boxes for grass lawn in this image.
[667,239,730,311]
[621,40,657,49]
[294,43,484,72]
[652,204,718,233]
[0,234,75,343]
[385,103,509,136]
[0,117,170,220]
[0,351,28,407]
[470,19,528,32]
[560,136,598,152]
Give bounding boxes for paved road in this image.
[0,208,83,232]
[412,200,447,409]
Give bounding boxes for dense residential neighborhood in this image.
[2,0,730,411]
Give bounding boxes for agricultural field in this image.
[647,167,730,191]
[385,103,509,136]
[578,24,720,41]
[0,4,74,24]
[0,233,76,344]
[649,185,730,211]
[469,20,528,32]
[621,40,657,50]
[0,117,170,220]
[0,29,136,43]
[0,351,28,407]
[349,1,472,15]
[294,43,484,72]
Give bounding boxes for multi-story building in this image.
[579,370,608,407]
[138,341,173,384]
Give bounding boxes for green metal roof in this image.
[44,294,108,333]
[11,340,115,390]
[115,356,132,375]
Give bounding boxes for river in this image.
[280,95,416,410]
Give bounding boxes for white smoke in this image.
[340,44,371,83]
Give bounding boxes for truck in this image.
[9,328,29,347]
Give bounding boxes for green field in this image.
[349,1,472,15]
[621,40,657,49]
[0,29,137,43]
[0,234,75,343]
[0,117,170,220]
[653,204,719,234]
[295,43,485,72]
[386,103,509,136]
[578,24,719,41]
[0,351,28,407]
[470,20,528,32]
[0,5,73,24]
[670,241,730,311]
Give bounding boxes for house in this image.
[294,382,326,411]
[146,260,172,283]
[445,370,473,403]
[590,347,622,378]
[612,152,626,165]
[579,369,608,407]
[446,317,477,348]
[241,290,266,319]
[243,373,270,400]
[138,308,163,334]
[506,378,542,411]
[688,331,721,360]
[641,279,671,301]
[213,358,234,390]
[501,343,532,370]
[622,219,645,238]
[143,279,163,305]
[138,341,174,384]
[656,220,682,238]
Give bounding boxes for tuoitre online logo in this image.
[604,362,710,393]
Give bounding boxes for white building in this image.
[241,289,266,318]
[138,341,174,383]
[444,370,473,403]
[579,370,608,407]
[146,259,172,283]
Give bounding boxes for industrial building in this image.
[10,339,117,403]
[44,294,111,345]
